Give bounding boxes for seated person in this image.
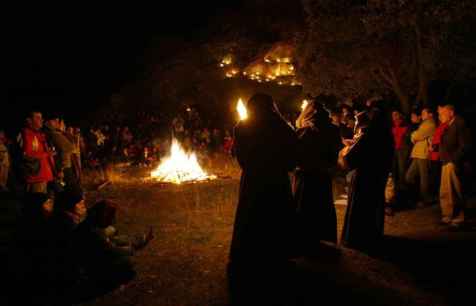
[53,187,153,290]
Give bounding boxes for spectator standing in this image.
[210,128,222,153]
[439,105,472,228]
[67,127,83,182]
[172,115,185,141]
[223,131,233,155]
[45,116,77,189]
[405,108,436,207]
[18,112,55,194]
[427,107,448,198]
[390,110,411,208]
[410,109,422,132]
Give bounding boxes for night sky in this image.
[4,2,243,132]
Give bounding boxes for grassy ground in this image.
[73,163,476,306]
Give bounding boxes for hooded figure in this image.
[339,102,394,251]
[293,98,342,250]
[229,93,298,266]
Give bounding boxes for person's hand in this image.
[57,170,64,180]
[342,139,354,147]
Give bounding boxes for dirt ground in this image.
[2,162,475,306]
[74,167,476,306]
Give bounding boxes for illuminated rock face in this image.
[151,139,216,184]
[218,42,302,86]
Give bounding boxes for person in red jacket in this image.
[19,111,55,193]
[389,110,411,211]
[428,107,449,200]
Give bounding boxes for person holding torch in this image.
[229,93,298,269]
[293,96,342,253]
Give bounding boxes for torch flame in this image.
[150,139,216,184]
[237,98,248,121]
[301,99,309,110]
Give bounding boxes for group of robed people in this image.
[229,93,393,271]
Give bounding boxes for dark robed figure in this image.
[339,104,393,251]
[229,93,297,266]
[293,98,341,249]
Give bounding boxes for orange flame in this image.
[237,98,248,121]
[150,139,216,184]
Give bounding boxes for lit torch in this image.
[237,98,248,121]
[301,99,309,110]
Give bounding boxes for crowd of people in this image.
[229,93,472,277]
[1,93,473,304]
[0,108,235,192]
[0,108,237,304]
[228,93,472,305]
[389,105,472,227]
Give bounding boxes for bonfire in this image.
[150,139,216,184]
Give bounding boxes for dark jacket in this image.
[439,116,471,166]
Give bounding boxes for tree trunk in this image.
[377,64,411,115]
[415,23,429,107]
[394,85,411,115]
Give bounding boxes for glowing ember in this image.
[237,98,248,121]
[301,99,309,110]
[150,139,216,184]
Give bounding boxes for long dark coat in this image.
[341,110,393,251]
[229,109,297,264]
[293,104,341,248]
